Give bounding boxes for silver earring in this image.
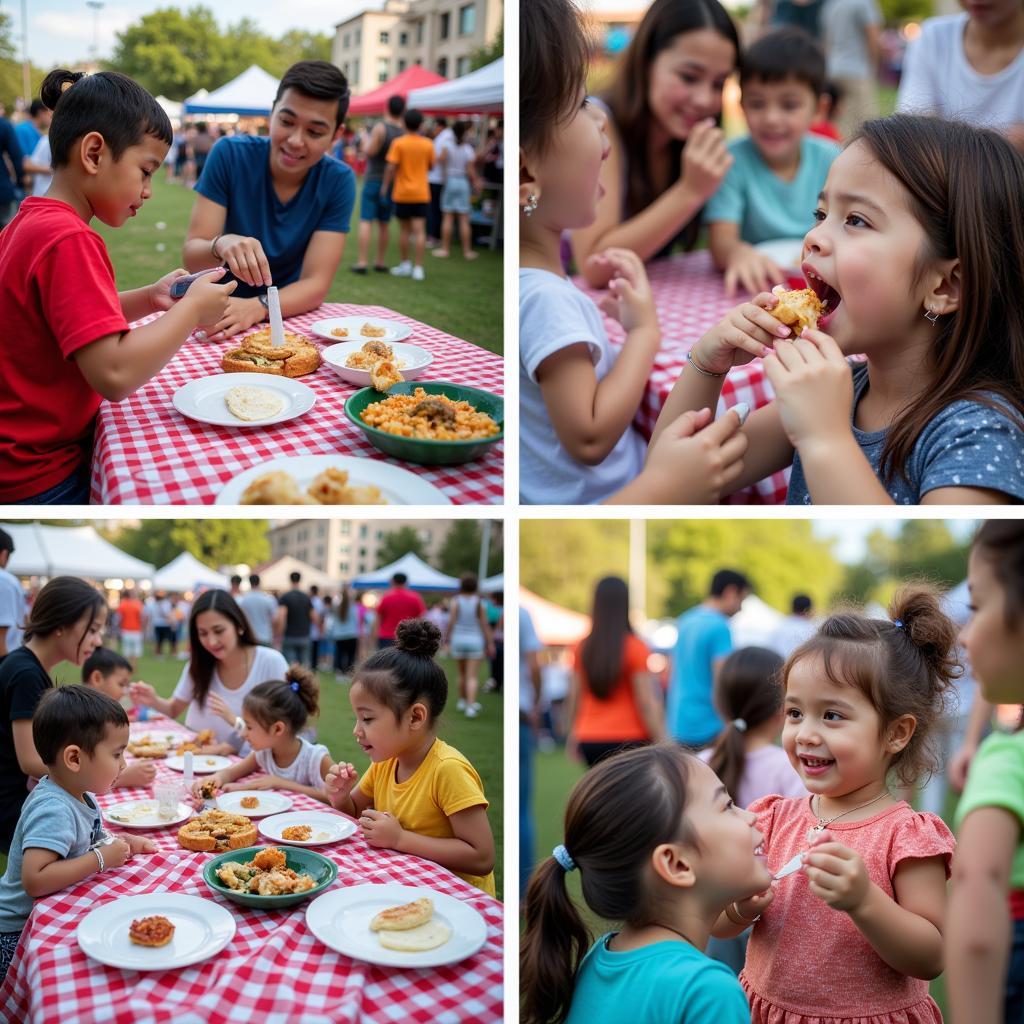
[523,193,539,217]
[924,308,940,324]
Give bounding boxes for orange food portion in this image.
[129,915,175,947]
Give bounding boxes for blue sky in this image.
[13,1,369,68]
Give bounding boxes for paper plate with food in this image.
[259,809,357,846]
[214,455,452,506]
[77,892,236,971]
[104,799,193,829]
[172,372,316,428]
[215,790,293,818]
[310,316,412,344]
[166,754,232,774]
[125,734,176,758]
[306,884,487,968]
[321,340,433,388]
[202,845,338,909]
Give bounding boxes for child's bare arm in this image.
[947,807,1017,1024]
[21,839,130,898]
[11,721,47,780]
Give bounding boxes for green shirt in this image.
[955,729,1024,888]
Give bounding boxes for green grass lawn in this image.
[95,175,503,354]
[529,746,953,1015]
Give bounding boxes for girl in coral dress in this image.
[713,585,958,1023]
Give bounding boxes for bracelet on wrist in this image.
[92,846,105,873]
[234,716,247,735]
[727,901,760,925]
[211,234,223,260]
[687,349,726,378]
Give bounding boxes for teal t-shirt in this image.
[668,606,733,746]
[955,729,1024,889]
[566,935,750,1024]
[704,134,841,245]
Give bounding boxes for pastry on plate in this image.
[281,824,313,841]
[769,286,824,335]
[370,896,434,932]
[178,809,257,852]
[361,323,387,339]
[222,328,321,378]
[240,796,259,809]
[239,470,318,505]
[370,360,403,393]
[129,915,175,947]
[126,740,168,758]
[225,385,285,422]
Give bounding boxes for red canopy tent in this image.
[348,66,448,117]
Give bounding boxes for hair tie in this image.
[732,718,748,732]
[893,619,904,631]
[552,844,576,872]
[291,681,300,692]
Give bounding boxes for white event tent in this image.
[153,552,230,593]
[352,553,459,593]
[407,57,503,113]
[184,66,280,117]
[1,524,154,580]
[481,573,503,593]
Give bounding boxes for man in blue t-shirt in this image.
[667,569,752,748]
[182,60,356,342]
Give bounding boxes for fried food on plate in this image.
[239,470,318,505]
[242,467,385,506]
[129,915,175,947]
[361,323,387,339]
[370,360,404,393]
[769,287,824,335]
[222,328,321,378]
[370,896,434,932]
[253,847,287,871]
[240,796,259,809]
[178,809,257,852]
[216,848,316,896]
[281,825,313,841]
[225,385,285,422]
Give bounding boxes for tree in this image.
[469,23,503,71]
[376,527,427,568]
[108,520,269,570]
[438,521,503,578]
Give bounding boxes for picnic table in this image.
[575,250,791,504]
[89,303,505,505]
[0,717,504,1024]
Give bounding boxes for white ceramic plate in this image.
[216,791,293,818]
[166,755,232,774]
[321,341,433,388]
[172,372,316,428]
[214,455,452,506]
[310,316,412,344]
[104,800,193,829]
[127,731,179,747]
[259,810,357,847]
[77,892,236,971]
[305,884,487,968]
[753,237,805,271]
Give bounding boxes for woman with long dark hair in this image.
[571,0,741,287]
[565,576,665,767]
[129,589,288,754]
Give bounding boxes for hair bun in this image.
[40,69,86,111]
[888,585,959,686]
[395,618,441,658]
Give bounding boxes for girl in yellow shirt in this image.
[324,618,496,896]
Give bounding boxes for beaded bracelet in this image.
[687,350,726,378]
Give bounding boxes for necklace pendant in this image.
[811,823,826,832]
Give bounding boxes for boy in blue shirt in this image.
[0,686,154,978]
[705,28,841,296]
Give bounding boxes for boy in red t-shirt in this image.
[0,68,236,503]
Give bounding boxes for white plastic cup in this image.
[154,780,182,820]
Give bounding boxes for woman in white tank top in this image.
[445,574,494,718]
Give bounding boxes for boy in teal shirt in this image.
[705,28,840,296]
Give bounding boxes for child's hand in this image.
[691,293,788,375]
[191,774,223,800]
[324,762,358,803]
[803,840,871,912]
[589,248,658,333]
[181,268,238,327]
[128,681,157,707]
[101,836,131,870]
[359,809,404,849]
[124,834,156,856]
[149,268,191,312]
[207,693,237,728]
[118,761,157,787]
[724,245,788,298]
[680,119,733,203]
[736,887,775,922]
[222,776,275,792]
[644,406,748,503]
[762,328,852,454]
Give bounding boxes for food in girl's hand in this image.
[225,385,285,422]
[240,796,259,809]
[216,847,316,896]
[199,778,219,800]
[129,916,175,947]
[370,360,404,393]
[769,286,824,334]
[361,323,388,339]
[281,825,313,841]
[178,809,257,852]
[370,896,435,932]
[361,389,500,441]
[221,328,321,378]
[241,467,385,506]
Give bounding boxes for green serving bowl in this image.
[344,381,504,466]
[202,846,338,909]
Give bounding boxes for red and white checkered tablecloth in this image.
[575,250,790,504]
[90,304,505,505]
[0,717,504,1024]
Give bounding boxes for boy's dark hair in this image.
[24,576,105,657]
[244,666,320,733]
[404,109,424,132]
[40,69,172,169]
[249,574,261,588]
[792,594,813,615]
[710,569,751,596]
[387,95,406,117]
[740,27,826,95]
[392,573,408,585]
[354,619,447,721]
[230,575,242,588]
[82,647,132,682]
[290,572,302,584]
[28,99,46,118]
[973,521,1024,629]
[521,0,591,157]
[33,685,128,766]
[274,60,351,128]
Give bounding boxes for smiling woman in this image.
[181,60,356,342]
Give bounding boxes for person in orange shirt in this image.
[565,576,666,767]
[116,588,144,660]
[382,109,434,281]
